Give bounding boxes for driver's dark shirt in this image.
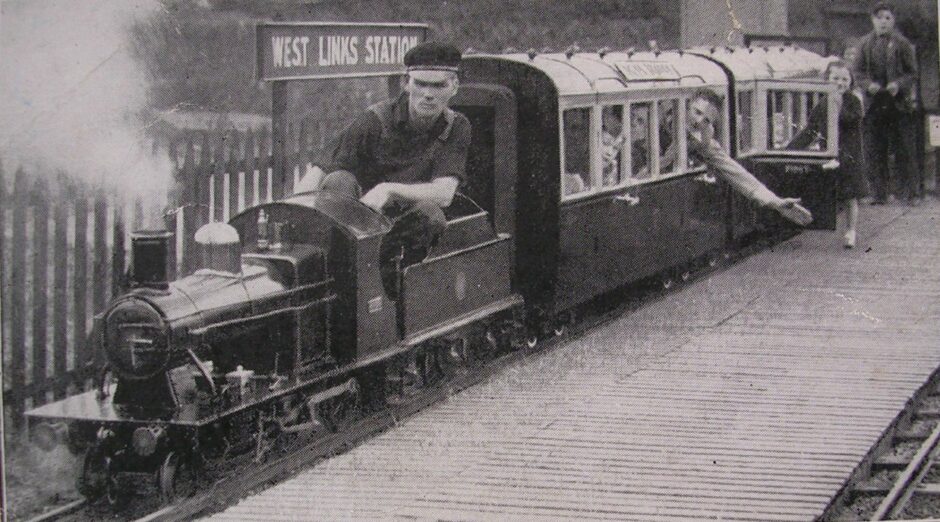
[327,93,471,193]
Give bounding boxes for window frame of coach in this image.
[551,69,732,310]
[559,88,731,202]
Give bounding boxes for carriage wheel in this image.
[158,451,195,505]
[681,270,692,282]
[525,335,539,349]
[76,447,107,500]
[661,277,674,290]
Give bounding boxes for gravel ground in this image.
[4,443,81,521]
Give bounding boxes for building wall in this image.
[680,0,788,48]
[789,0,938,110]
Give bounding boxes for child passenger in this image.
[789,60,869,248]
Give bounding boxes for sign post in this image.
[256,22,428,199]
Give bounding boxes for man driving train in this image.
[296,41,472,274]
[686,90,813,226]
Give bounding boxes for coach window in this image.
[658,99,680,176]
[601,105,625,187]
[562,107,593,196]
[629,103,653,180]
[737,90,753,153]
[768,90,828,151]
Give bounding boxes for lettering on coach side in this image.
[272,36,311,67]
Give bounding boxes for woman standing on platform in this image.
[790,60,869,248]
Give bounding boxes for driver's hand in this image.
[360,184,392,211]
[867,82,882,95]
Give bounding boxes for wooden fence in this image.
[168,118,335,274]
[2,118,336,431]
[0,165,151,430]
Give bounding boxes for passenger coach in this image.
[452,45,838,326]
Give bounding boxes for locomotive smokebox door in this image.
[130,230,176,288]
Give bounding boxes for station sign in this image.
[615,61,681,81]
[256,22,428,81]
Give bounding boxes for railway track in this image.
[826,370,940,520]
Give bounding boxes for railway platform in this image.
[209,198,940,521]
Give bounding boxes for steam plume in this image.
[0,0,171,203]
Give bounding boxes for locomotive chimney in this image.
[194,222,242,274]
[130,230,175,290]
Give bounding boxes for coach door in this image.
[557,102,662,309]
[739,83,840,230]
[676,95,727,264]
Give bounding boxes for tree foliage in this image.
[131,0,673,114]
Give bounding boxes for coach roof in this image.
[473,49,727,97]
[694,45,830,82]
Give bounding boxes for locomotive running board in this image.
[401,294,523,347]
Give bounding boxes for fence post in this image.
[72,181,89,386]
[53,173,69,399]
[259,127,271,203]
[180,133,209,276]
[272,81,289,201]
[212,128,226,223]
[245,128,258,208]
[0,158,5,264]
[226,129,240,221]
[31,177,50,405]
[10,168,28,427]
[112,190,126,298]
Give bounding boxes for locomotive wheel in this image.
[253,418,284,463]
[661,277,674,290]
[104,466,128,509]
[525,335,538,349]
[158,451,195,505]
[681,270,692,282]
[76,447,107,500]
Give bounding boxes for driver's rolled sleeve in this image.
[690,136,777,206]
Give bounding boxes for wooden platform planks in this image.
[210,200,940,521]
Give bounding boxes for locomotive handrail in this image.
[188,292,337,339]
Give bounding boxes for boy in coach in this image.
[295,41,471,289]
[853,2,919,205]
